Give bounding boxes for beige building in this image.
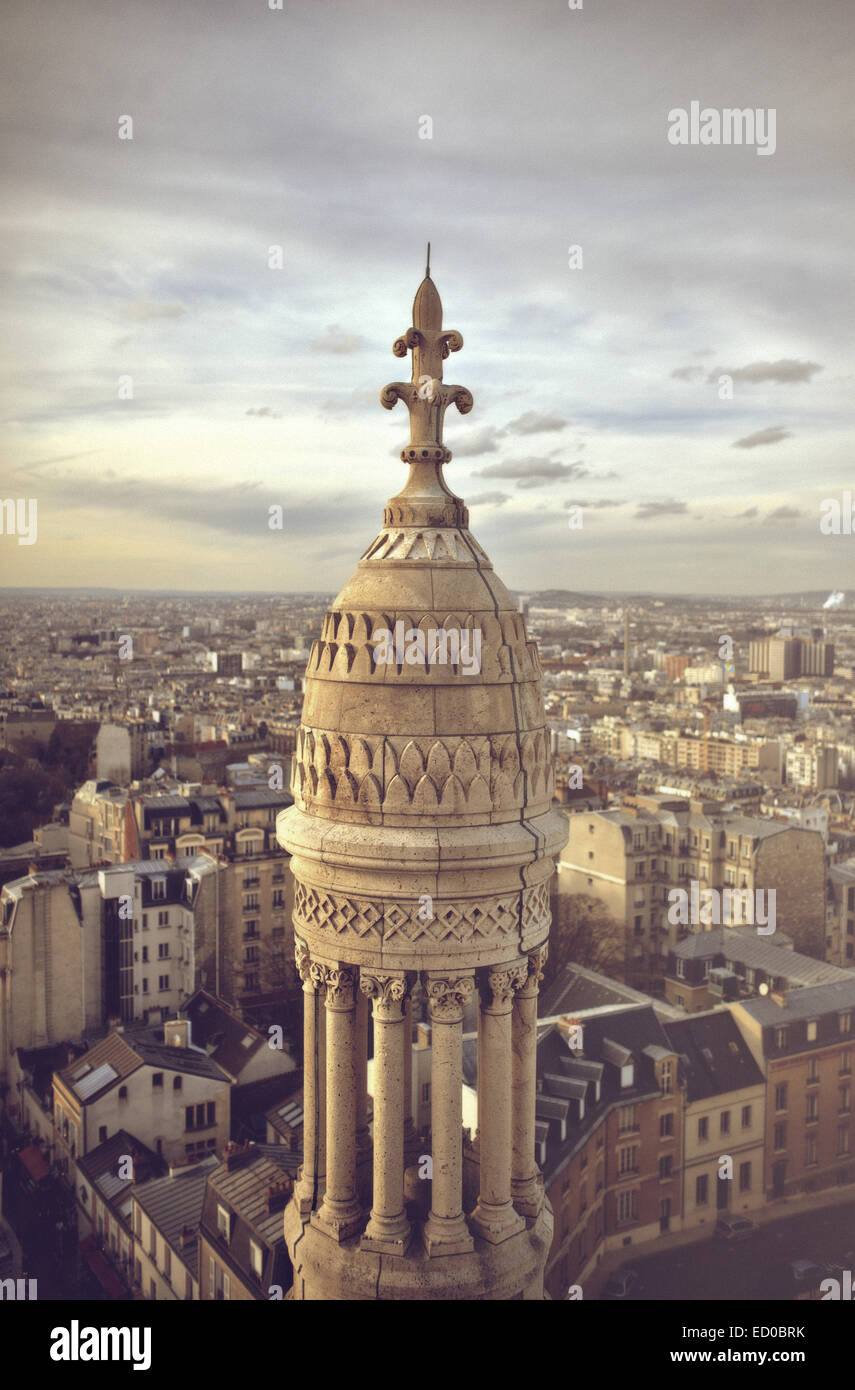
[664,1012,766,1229]
[52,1027,231,1168]
[277,261,564,1299]
[558,793,827,988]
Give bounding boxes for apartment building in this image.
[558,794,826,989]
[785,743,839,792]
[76,1130,160,1283]
[199,1143,297,1300]
[131,1155,218,1301]
[731,979,855,1200]
[663,1012,766,1229]
[827,861,855,968]
[539,1005,683,1300]
[68,780,296,1006]
[52,1028,231,1168]
[664,927,852,1013]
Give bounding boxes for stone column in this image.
[355,985,370,1159]
[423,973,475,1256]
[403,995,417,1156]
[312,961,362,1240]
[359,971,412,1253]
[470,964,527,1243]
[294,941,318,1214]
[511,947,547,1218]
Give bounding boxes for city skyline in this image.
[2,0,853,596]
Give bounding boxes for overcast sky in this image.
[1,0,852,595]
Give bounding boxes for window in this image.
[775,1027,788,1050]
[775,1083,788,1112]
[152,879,166,900]
[739,1162,751,1193]
[741,1105,752,1129]
[152,1073,163,1089]
[141,946,149,963]
[676,959,686,980]
[659,1112,674,1139]
[806,1020,818,1043]
[841,1012,853,1036]
[185,1271,193,1301]
[99,1125,107,1144]
[173,1076,182,1091]
[244,946,260,964]
[842,1049,853,1076]
[837,1125,851,1156]
[660,1060,673,1095]
[210,1258,230,1301]
[805,1134,818,1166]
[806,1093,819,1123]
[839,1086,851,1115]
[142,913,148,930]
[134,1207,142,1239]
[695,1174,708,1206]
[807,1058,820,1085]
[158,943,169,959]
[158,910,169,927]
[142,978,149,994]
[119,1085,128,1101]
[659,1155,673,1180]
[773,1122,787,1151]
[617,1189,638,1224]
[720,1110,731,1136]
[697,1116,708,1142]
[250,1240,263,1278]
[618,1145,638,1175]
[158,974,169,991]
[618,1104,638,1133]
[163,1246,171,1283]
[207,1101,216,1126]
[217,1205,230,1241]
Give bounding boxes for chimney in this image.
[771,990,787,1008]
[415,1022,432,1051]
[164,1018,191,1049]
[266,1177,292,1213]
[180,1224,195,1249]
[224,1141,255,1172]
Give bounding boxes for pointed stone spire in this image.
[380,253,473,529]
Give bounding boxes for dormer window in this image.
[620,1063,634,1089]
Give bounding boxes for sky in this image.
[0,0,852,596]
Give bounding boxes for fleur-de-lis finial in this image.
[379,251,474,528]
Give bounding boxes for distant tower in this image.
[623,606,630,679]
[277,256,564,1300]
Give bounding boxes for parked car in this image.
[601,1264,642,1299]
[714,1214,760,1242]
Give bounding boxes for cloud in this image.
[246,406,282,418]
[503,411,568,435]
[122,299,185,321]
[467,491,510,506]
[671,365,704,381]
[475,457,588,481]
[634,500,689,520]
[449,425,503,456]
[732,426,792,449]
[710,359,822,385]
[762,505,803,525]
[737,506,759,519]
[309,325,367,354]
[563,498,624,509]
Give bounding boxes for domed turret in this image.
[277,256,564,1300]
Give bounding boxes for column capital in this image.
[426,973,474,1024]
[515,944,548,998]
[360,970,411,1020]
[479,962,529,1010]
[310,961,356,1009]
[295,937,312,984]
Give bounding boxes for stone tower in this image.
[277,255,565,1299]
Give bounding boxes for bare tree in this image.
[544,890,625,991]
